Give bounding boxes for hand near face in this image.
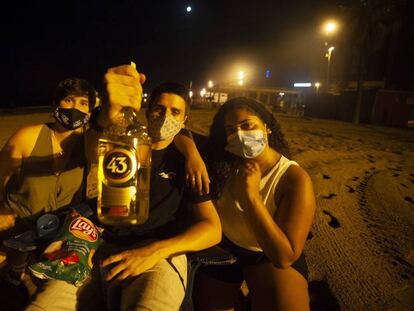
[232,160,262,204]
[100,243,161,282]
[101,63,146,126]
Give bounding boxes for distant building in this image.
[209,85,305,115]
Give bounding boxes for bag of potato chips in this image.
[29,209,101,286]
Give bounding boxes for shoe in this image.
[2,230,37,252]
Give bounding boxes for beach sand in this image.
[0,109,413,310]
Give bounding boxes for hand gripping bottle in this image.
[97,96,151,226]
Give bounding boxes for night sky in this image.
[2,0,412,107]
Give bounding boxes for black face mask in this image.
[54,107,89,130]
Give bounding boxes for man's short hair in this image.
[147,82,191,116]
[53,78,97,111]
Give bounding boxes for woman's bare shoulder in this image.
[5,124,45,156]
[9,124,44,141]
[284,164,312,186]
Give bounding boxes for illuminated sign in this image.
[294,83,312,87]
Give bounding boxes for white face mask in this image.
[224,130,267,159]
[147,115,183,141]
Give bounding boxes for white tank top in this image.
[216,156,298,251]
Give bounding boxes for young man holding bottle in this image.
[95,77,221,310]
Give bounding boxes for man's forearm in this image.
[153,202,221,259]
[155,219,221,259]
[173,131,198,157]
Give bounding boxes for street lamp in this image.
[325,46,335,90]
[238,71,245,86]
[208,80,213,88]
[314,82,321,93]
[323,21,338,35]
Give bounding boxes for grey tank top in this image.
[5,124,87,218]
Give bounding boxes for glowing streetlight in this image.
[208,80,213,88]
[186,6,192,13]
[314,82,321,93]
[323,21,338,35]
[189,90,193,98]
[237,71,245,86]
[325,46,335,89]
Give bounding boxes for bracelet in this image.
[89,106,104,132]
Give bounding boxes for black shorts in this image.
[200,237,308,284]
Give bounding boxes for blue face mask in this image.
[224,130,267,159]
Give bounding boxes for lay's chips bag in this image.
[29,210,102,286]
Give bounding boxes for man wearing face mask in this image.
[78,81,221,310]
[0,78,96,303]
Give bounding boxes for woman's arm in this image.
[237,162,316,268]
[0,130,26,230]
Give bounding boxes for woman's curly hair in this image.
[206,97,290,198]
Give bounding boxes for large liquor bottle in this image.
[97,108,151,226]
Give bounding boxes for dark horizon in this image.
[3,0,413,107]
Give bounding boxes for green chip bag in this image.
[29,210,101,287]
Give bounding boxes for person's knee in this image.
[121,257,186,311]
[245,264,309,311]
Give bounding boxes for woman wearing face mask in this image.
[0,78,95,224]
[195,97,316,311]
[0,78,96,297]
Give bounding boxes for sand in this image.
[0,109,413,310]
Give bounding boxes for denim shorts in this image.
[200,237,308,284]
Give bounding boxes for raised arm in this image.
[85,63,146,163]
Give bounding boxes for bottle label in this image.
[101,184,137,217]
[103,148,137,184]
